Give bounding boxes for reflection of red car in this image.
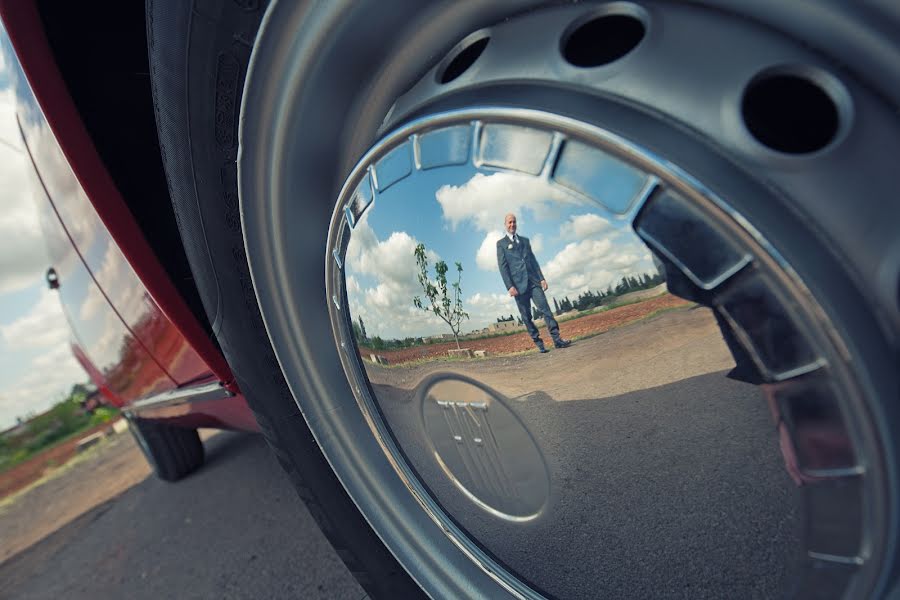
[2,5,260,481]
[2,2,899,598]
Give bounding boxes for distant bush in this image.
[0,386,119,473]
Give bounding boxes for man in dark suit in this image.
[496,213,571,353]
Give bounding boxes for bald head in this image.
[504,213,517,235]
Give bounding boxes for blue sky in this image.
[0,26,86,429]
[345,150,659,341]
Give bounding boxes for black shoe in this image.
[535,341,548,353]
[554,339,572,349]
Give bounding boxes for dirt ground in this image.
[0,431,151,563]
[359,293,690,365]
[0,420,125,499]
[364,303,733,403]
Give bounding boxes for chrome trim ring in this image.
[124,381,234,416]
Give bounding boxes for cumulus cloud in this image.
[435,172,574,232]
[559,213,612,240]
[0,289,69,349]
[475,230,505,271]
[86,241,151,325]
[543,237,657,299]
[0,93,50,294]
[0,343,85,428]
[0,289,86,428]
[346,275,360,294]
[344,217,447,339]
[466,291,520,326]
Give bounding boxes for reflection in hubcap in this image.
[326,110,874,599]
[421,375,550,521]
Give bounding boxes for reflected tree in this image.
[413,243,469,349]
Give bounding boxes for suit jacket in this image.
[496,234,544,293]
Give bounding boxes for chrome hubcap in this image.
[326,109,881,598]
[238,0,898,596]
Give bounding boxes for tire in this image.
[128,417,204,482]
[145,1,422,596]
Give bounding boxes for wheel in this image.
[151,1,900,598]
[127,417,204,482]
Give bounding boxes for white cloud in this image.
[346,275,360,294]
[345,217,447,339]
[0,289,69,349]
[545,239,614,280]
[435,172,574,232]
[0,289,86,429]
[0,345,85,428]
[559,213,612,240]
[86,241,150,325]
[0,92,50,294]
[543,237,657,299]
[475,230,505,271]
[466,291,520,328]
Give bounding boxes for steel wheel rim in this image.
[239,2,899,597]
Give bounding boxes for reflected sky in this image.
[345,160,659,340]
[0,24,86,428]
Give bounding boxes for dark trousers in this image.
[514,283,561,345]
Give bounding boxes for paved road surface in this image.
[0,432,364,600]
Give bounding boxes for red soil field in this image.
[0,419,122,499]
[358,294,691,365]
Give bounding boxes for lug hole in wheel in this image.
[742,72,842,154]
[439,36,490,84]
[562,13,645,67]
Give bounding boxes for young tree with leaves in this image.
[413,243,469,349]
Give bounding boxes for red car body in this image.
[0,1,258,433]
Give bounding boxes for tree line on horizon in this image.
[548,271,665,316]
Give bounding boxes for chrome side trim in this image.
[124,381,234,416]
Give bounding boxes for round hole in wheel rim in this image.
[742,69,845,154]
[439,34,490,84]
[562,12,646,67]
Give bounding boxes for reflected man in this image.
[496,213,570,353]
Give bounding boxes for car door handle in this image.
[46,266,60,290]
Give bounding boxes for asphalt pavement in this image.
[0,432,365,600]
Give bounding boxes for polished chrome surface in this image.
[125,381,234,415]
[327,111,877,599]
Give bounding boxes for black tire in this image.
[128,417,204,482]
[145,1,422,596]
